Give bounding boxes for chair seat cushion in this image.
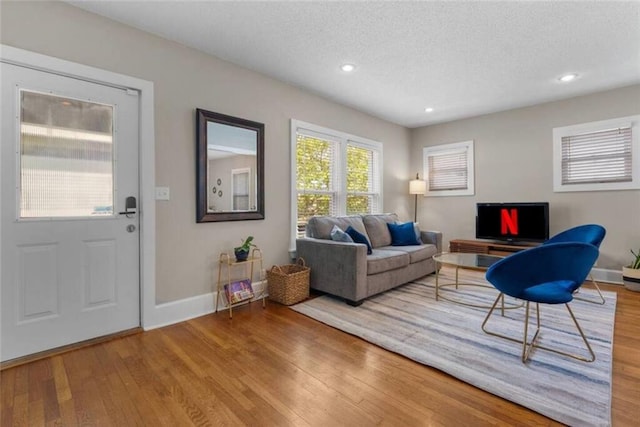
[520,280,576,304]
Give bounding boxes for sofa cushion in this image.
[367,249,410,275]
[382,244,438,264]
[307,215,369,241]
[363,213,399,248]
[388,222,421,246]
[346,226,373,254]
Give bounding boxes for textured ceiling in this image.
[66,1,640,128]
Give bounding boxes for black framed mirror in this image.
[196,109,265,222]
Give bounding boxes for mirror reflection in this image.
[207,122,257,212]
[196,109,264,222]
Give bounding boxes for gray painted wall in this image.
[1,1,412,303]
[411,85,640,270]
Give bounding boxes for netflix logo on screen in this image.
[500,208,518,235]
[476,203,549,243]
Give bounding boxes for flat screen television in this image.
[476,202,549,243]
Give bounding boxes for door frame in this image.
[0,45,157,329]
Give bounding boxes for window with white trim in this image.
[553,115,640,192]
[423,140,474,196]
[291,120,382,248]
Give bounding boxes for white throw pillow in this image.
[330,225,354,243]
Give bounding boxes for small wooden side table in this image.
[216,247,266,318]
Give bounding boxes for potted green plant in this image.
[234,236,256,262]
[622,248,640,292]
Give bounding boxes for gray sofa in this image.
[296,213,442,305]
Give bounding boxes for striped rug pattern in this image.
[291,268,616,426]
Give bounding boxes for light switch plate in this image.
[155,186,170,201]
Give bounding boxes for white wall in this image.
[0,1,411,303]
[411,85,640,271]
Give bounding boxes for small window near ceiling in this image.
[553,115,640,192]
[423,140,474,197]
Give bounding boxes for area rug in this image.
[291,268,616,426]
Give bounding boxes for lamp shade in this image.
[409,177,427,195]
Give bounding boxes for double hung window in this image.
[422,140,475,197]
[553,116,640,192]
[291,120,382,248]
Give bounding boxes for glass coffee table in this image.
[432,252,522,310]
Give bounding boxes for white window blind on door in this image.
[561,127,632,185]
[20,90,114,218]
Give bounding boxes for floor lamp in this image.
[409,173,427,223]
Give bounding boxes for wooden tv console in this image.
[449,239,539,257]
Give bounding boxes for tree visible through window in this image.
[347,145,379,215]
[296,134,335,233]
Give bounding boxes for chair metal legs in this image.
[482,293,596,363]
[572,274,606,305]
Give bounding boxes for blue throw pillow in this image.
[388,222,421,246]
[330,225,354,243]
[345,226,373,254]
[396,220,422,244]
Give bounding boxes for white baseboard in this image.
[591,268,623,285]
[144,280,267,330]
[143,269,619,330]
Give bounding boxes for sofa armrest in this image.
[296,238,368,302]
[421,230,443,254]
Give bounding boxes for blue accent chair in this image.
[483,242,599,363]
[544,224,606,304]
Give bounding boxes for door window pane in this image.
[20,91,114,218]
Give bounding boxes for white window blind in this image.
[561,127,632,185]
[19,90,115,218]
[346,143,381,215]
[295,131,338,237]
[423,141,474,197]
[553,116,640,192]
[427,149,468,191]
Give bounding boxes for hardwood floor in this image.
[1,282,639,426]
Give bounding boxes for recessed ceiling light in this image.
[558,73,578,83]
[425,107,434,113]
[341,63,356,72]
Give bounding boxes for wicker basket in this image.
[267,258,310,305]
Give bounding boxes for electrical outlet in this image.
[155,187,170,201]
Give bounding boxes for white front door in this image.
[1,63,140,362]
